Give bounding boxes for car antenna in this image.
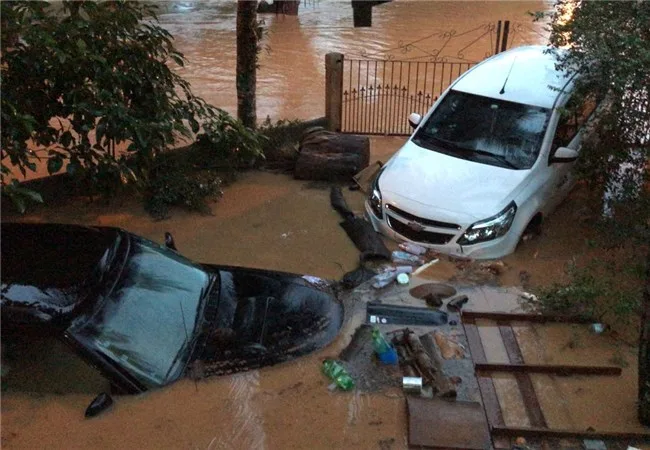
[499,56,517,95]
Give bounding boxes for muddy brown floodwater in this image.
[4,136,648,449]
[3,1,648,448]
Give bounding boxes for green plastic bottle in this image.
[322,359,355,391]
[371,327,391,354]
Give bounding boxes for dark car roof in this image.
[1,222,120,327]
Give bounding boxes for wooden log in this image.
[295,130,370,181]
[300,131,370,164]
[420,333,457,398]
[295,152,363,181]
[404,331,456,398]
[395,343,417,377]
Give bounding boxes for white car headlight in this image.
[457,202,517,245]
[369,174,383,219]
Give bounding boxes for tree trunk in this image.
[236,0,257,129]
[274,0,300,15]
[639,253,650,426]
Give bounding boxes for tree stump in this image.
[294,129,370,181]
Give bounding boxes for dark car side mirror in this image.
[85,392,114,418]
[408,112,422,129]
[164,232,177,251]
[550,146,579,163]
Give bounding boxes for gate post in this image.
[325,52,344,132]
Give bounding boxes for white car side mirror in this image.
[408,113,421,129]
[551,147,579,163]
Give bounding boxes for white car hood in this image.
[379,141,530,222]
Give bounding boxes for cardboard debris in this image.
[433,330,465,359]
[407,397,490,449]
[352,161,382,192]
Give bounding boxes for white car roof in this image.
[452,46,574,109]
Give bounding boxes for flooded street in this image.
[162,0,550,121]
[4,147,646,448]
[3,1,648,449]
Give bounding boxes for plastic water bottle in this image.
[322,359,355,391]
[371,327,398,364]
[391,250,424,265]
[372,327,391,353]
[372,271,398,289]
[398,242,427,255]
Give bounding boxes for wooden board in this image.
[407,397,490,449]
[352,160,382,192]
[461,311,593,324]
[463,323,504,429]
[491,426,650,442]
[475,363,622,376]
[498,323,548,428]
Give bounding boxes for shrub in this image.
[530,257,644,325]
[194,110,266,171]
[144,150,223,220]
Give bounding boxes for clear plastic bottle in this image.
[391,250,424,265]
[372,271,398,289]
[398,242,427,255]
[322,359,355,391]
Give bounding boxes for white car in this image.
[365,45,599,260]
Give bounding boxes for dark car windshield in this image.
[413,90,550,169]
[68,235,211,388]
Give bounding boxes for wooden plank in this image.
[491,426,650,442]
[464,322,487,364]
[477,376,505,428]
[462,311,594,324]
[498,323,548,428]
[475,363,622,376]
[463,323,504,431]
[407,397,490,449]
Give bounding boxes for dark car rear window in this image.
[1,223,118,309]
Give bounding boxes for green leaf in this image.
[12,196,26,214]
[76,38,87,52]
[17,188,44,204]
[189,118,200,134]
[47,156,63,174]
[66,161,80,176]
[60,130,73,148]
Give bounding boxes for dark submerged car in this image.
[1,223,343,394]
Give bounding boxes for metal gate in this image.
[341,59,475,135]
[340,20,549,135]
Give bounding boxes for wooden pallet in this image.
[461,311,650,447]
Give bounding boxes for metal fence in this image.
[341,59,475,135]
[337,19,551,135]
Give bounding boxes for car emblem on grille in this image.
[406,221,425,232]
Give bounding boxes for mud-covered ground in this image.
[2,136,647,449]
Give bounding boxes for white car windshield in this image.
[413,90,550,169]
